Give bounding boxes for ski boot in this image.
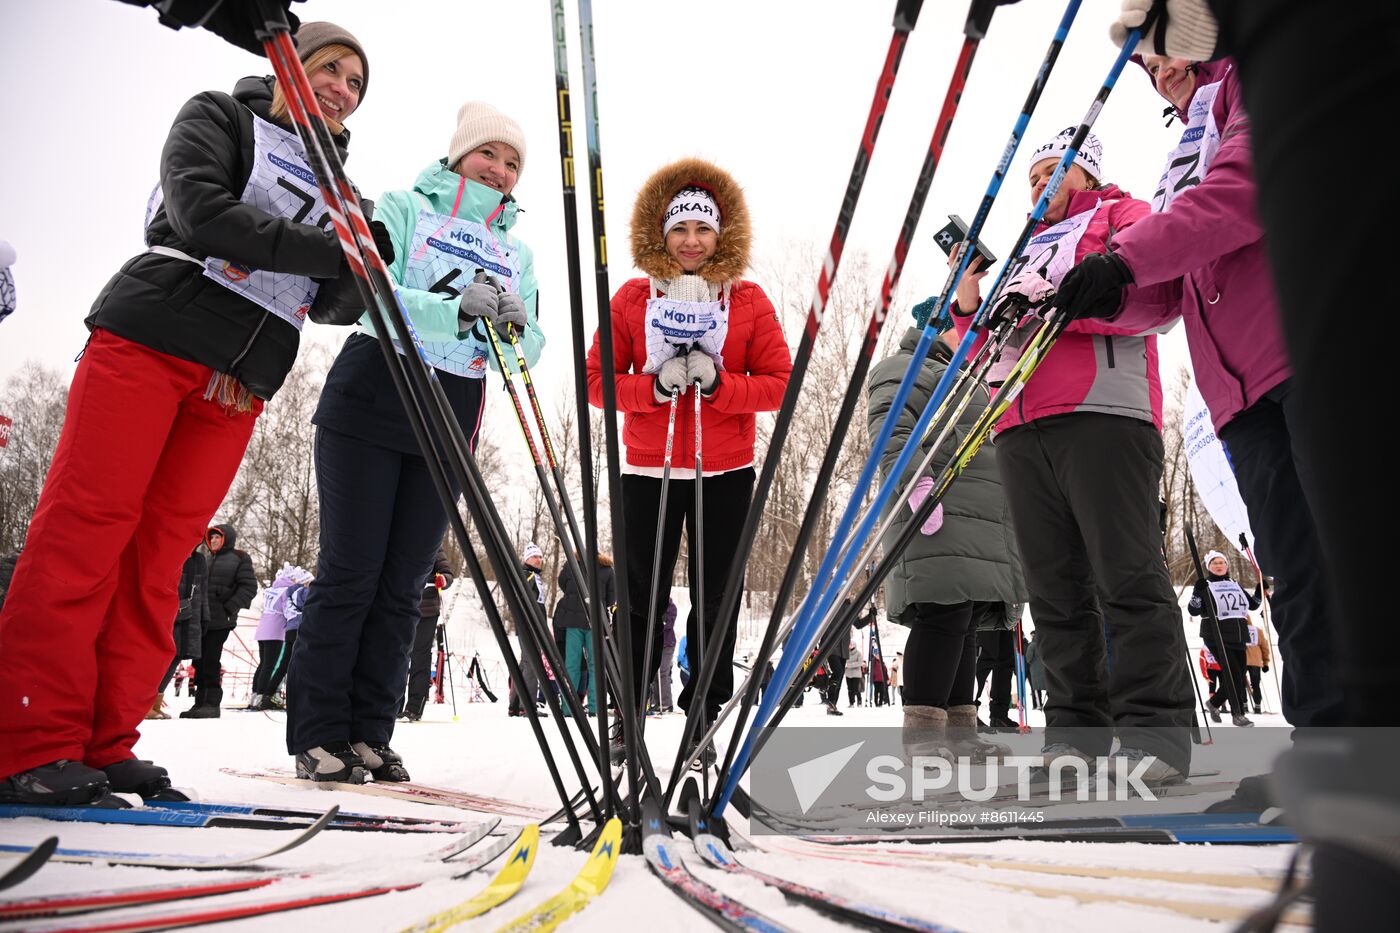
[1110,747,1187,789]
[351,742,411,782]
[1208,704,1222,723]
[1232,714,1256,727]
[295,742,367,783]
[0,760,112,806]
[182,687,222,719]
[103,758,189,801]
[684,734,717,770]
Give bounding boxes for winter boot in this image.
[826,702,844,716]
[178,688,206,719]
[144,696,170,720]
[1208,703,1222,724]
[901,705,948,759]
[945,705,1011,764]
[0,760,111,806]
[988,714,1019,732]
[1110,747,1186,788]
[295,742,367,783]
[102,758,188,800]
[351,742,411,782]
[684,734,717,771]
[247,694,264,711]
[1232,714,1255,727]
[185,687,222,718]
[403,695,426,722]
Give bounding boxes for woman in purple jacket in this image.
[1051,55,1343,728]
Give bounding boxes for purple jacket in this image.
[1108,59,1290,433]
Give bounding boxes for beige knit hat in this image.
[447,101,527,179]
[293,22,369,101]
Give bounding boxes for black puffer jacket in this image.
[554,559,615,630]
[86,76,349,400]
[418,547,455,618]
[205,524,258,632]
[174,549,209,660]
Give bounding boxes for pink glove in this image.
[907,476,945,535]
[990,270,1056,327]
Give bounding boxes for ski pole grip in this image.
[965,0,998,39]
[893,0,925,32]
[252,0,293,43]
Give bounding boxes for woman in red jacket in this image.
[587,158,791,754]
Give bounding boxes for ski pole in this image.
[1240,533,1282,714]
[1013,618,1030,733]
[692,375,708,800]
[670,0,952,793]
[716,1,1118,814]
[548,0,618,814]
[253,1,607,834]
[639,385,681,740]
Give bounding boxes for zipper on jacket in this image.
[1103,335,1116,368]
[227,312,270,373]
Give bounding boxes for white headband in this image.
[662,186,721,236]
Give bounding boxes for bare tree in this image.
[0,363,69,554]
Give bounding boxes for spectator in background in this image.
[555,552,615,717]
[403,546,453,722]
[148,547,207,720]
[250,564,314,711]
[650,598,678,713]
[181,524,256,719]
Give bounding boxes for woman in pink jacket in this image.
[951,128,1193,786]
[1050,56,1342,728]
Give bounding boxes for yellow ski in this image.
[399,824,540,933]
[492,817,623,932]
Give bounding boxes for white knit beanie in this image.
[1029,126,1104,182]
[1204,550,1228,568]
[448,101,527,178]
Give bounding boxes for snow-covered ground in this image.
[0,693,1299,933]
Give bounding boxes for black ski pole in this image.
[547,0,618,818]
[667,0,933,793]
[639,386,681,739]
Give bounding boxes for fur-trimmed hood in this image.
[630,158,751,284]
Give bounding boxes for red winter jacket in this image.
[587,278,792,471]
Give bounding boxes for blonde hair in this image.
[268,44,359,132]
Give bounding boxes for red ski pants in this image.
[0,330,261,778]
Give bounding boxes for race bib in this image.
[988,204,1098,383]
[1247,624,1260,647]
[400,205,520,379]
[201,116,331,329]
[1208,579,1249,621]
[643,297,728,373]
[1151,80,1223,213]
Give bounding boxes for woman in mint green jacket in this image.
[287,102,543,783]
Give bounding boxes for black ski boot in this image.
[295,742,367,783]
[403,695,426,722]
[351,742,410,782]
[0,760,111,805]
[102,758,188,801]
[182,687,222,719]
[685,733,717,770]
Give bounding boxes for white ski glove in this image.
[1111,0,1220,62]
[686,349,719,395]
[990,270,1056,327]
[655,355,688,403]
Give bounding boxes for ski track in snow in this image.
[0,697,1299,932]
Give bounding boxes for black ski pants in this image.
[1219,381,1344,726]
[902,601,982,709]
[997,414,1194,773]
[404,613,439,707]
[192,627,231,695]
[621,468,754,720]
[1204,637,1248,716]
[1247,667,1263,710]
[287,427,450,753]
[975,628,1014,719]
[251,639,292,696]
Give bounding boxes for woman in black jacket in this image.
[180,524,257,719]
[1189,550,1263,727]
[556,553,615,717]
[0,22,370,806]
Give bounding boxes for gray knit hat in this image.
[293,21,369,102]
[448,101,527,179]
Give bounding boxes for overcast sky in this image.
[1,0,1188,430]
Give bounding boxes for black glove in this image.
[370,220,395,265]
[1051,252,1133,321]
[121,0,304,56]
[1262,665,1269,673]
